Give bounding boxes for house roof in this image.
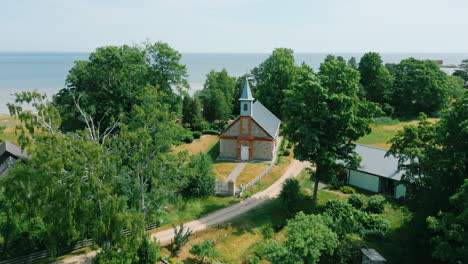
[239,79,254,101]
[251,101,281,138]
[352,144,405,181]
[0,140,28,164]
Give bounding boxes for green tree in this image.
[189,240,219,264]
[252,48,297,118]
[181,153,216,198]
[135,236,161,264]
[199,69,236,122]
[182,94,206,131]
[426,179,468,263]
[446,75,465,98]
[264,212,338,264]
[452,59,468,86]
[279,178,302,217]
[347,57,358,70]
[170,224,192,257]
[387,94,467,262]
[358,52,393,105]
[282,61,379,203]
[54,42,187,134]
[392,58,449,116]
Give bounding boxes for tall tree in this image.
[452,59,468,87]
[347,57,358,70]
[358,52,393,104]
[252,48,297,118]
[182,94,206,131]
[283,61,379,203]
[392,58,449,116]
[446,75,465,98]
[387,94,467,262]
[199,69,236,122]
[53,42,187,133]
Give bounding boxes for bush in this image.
[279,178,302,217]
[170,224,193,257]
[202,129,219,135]
[339,186,356,194]
[182,133,194,143]
[322,200,363,236]
[136,236,161,264]
[182,153,216,197]
[93,248,132,264]
[348,194,366,209]
[189,240,219,263]
[358,213,388,231]
[192,131,202,139]
[282,149,290,156]
[367,195,386,214]
[361,229,386,241]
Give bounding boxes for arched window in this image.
[243,103,248,111]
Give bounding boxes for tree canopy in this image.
[358,52,393,105]
[282,60,379,202]
[198,69,236,122]
[252,48,297,119]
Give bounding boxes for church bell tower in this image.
[239,79,254,116]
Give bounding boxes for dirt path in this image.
[54,159,308,264]
[226,162,247,182]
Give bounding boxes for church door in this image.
[241,144,249,161]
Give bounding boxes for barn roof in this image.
[352,144,405,181]
[251,101,281,138]
[0,140,28,164]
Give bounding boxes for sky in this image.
[1,0,468,53]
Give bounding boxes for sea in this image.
[0,52,467,113]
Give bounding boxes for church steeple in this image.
[239,79,254,116]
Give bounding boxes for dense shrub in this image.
[361,229,386,241]
[279,178,302,217]
[192,131,202,139]
[136,237,161,264]
[322,200,363,236]
[367,195,386,213]
[348,194,366,209]
[282,149,290,156]
[202,129,219,135]
[358,213,388,231]
[93,248,132,264]
[339,186,356,194]
[182,133,194,143]
[181,153,216,197]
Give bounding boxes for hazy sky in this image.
[2,0,468,53]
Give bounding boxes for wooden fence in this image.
[0,224,158,264]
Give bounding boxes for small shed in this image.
[0,140,28,176]
[361,248,386,264]
[346,144,407,198]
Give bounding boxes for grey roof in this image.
[352,144,405,181]
[239,79,254,101]
[0,140,28,164]
[251,101,281,138]
[361,248,386,261]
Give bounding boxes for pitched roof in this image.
[0,140,28,164]
[251,101,281,138]
[239,79,254,101]
[352,144,405,181]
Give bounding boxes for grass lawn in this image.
[173,135,219,155]
[242,151,294,197]
[236,162,270,185]
[356,118,439,149]
[212,161,239,181]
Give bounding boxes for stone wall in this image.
[251,121,268,138]
[253,140,273,160]
[223,120,240,137]
[219,139,237,159]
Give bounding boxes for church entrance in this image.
[241,144,249,161]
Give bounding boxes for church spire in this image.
[239,79,254,116]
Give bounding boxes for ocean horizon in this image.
[1,52,467,114]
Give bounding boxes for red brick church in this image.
[219,80,281,161]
